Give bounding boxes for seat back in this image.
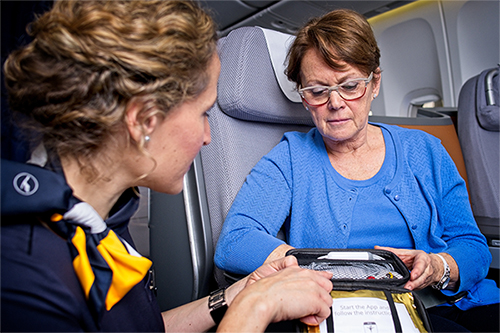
[457,66,499,268]
[458,67,499,219]
[371,108,469,190]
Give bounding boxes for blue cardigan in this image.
[215,124,499,310]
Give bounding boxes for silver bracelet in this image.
[432,253,451,290]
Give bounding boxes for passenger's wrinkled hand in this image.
[374,246,441,290]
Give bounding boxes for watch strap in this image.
[209,287,227,325]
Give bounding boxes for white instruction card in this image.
[319,297,420,333]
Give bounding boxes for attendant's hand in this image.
[246,255,304,285]
[225,255,299,305]
[219,256,333,332]
[374,246,446,290]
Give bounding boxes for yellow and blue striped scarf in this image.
[49,202,152,322]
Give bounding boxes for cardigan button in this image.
[385,187,392,194]
[394,194,400,201]
[412,225,418,230]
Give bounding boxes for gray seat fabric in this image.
[457,66,499,268]
[458,66,500,219]
[200,27,313,286]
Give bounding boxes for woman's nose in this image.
[327,90,345,110]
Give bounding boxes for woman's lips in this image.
[327,118,349,124]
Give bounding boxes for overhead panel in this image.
[265,1,327,31]
[198,0,262,31]
[220,0,326,35]
[307,1,413,18]
[243,1,277,8]
[215,0,415,36]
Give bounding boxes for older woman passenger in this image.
[214,8,499,332]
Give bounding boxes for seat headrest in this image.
[261,28,301,103]
[476,67,499,132]
[217,26,313,126]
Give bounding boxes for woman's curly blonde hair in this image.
[4,0,217,179]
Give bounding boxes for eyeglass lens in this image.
[299,73,373,106]
[301,79,368,105]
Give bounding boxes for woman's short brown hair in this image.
[4,0,217,176]
[286,8,380,87]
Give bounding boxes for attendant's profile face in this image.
[142,53,220,194]
[299,48,379,145]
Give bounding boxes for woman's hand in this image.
[375,246,458,291]
[219,256,333,332]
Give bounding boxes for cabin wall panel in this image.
[370,0,499,116]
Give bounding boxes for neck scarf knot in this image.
[51,202,152,322]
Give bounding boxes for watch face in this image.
[442,280,449,289]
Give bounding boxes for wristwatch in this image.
[432,253,450,290]
[208,287,228,325]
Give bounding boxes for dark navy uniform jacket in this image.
[1,159,164,332]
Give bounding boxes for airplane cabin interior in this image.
[2,0,499,320]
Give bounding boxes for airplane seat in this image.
[199,26,314,287]
[457,66,500,271]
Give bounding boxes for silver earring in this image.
[373,94,377,99]
[144,135,150,143]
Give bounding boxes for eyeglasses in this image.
[299,72,373,106]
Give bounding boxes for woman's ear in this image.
[125,99,158,143]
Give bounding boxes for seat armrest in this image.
[223,271,246,285]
